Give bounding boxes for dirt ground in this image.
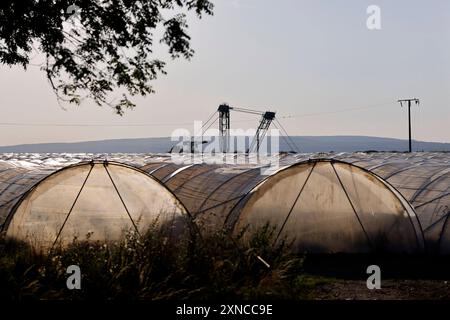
[311,279,450,300]
[301,255,450,300]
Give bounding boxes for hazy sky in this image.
[0,0,449,146]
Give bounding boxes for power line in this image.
[0,118,258,128]
[202,115,219,133]
[272,121,296,152]
[0,121,195,127]
[0,100,398,130]
[273,119,300,153]
[274,118,297,148]
[200,110,218,129]
[279,101,396,120]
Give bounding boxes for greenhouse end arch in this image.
[330,152,450,254]
[226,160,425,254]
[0,160,188,249]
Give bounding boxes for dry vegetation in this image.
[2,224,450,301]
[0,225,309,300]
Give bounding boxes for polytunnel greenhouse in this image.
[0,160,188,249]
[142,159,425,254]
[1,152,448,255]
[329,152,450,254]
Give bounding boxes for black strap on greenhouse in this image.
[0,173,31,198]
[423,209,450,233]
[437,210,450,252]
[395,185,447,193]
[331,162,373,250]
[103,161,140,236]
[0,194,24,208]
[52,163,94,249]
[367,161,397,171]
[409,168,450,204]
[383,163,425,180]
[193,194,247,215]
[172,165,220,193]
[421,183,450,233]
[416,191,450,209]
[273,162,316,245]
[0,167,15,176]
[196,167,262,213]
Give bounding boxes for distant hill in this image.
[0,136,449,153]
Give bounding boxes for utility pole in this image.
[397,98,420,153]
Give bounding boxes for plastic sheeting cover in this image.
[1,161,187,249]
[229,160,424,254]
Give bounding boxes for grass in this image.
[0,224,314,301]
[5,223,450,301]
